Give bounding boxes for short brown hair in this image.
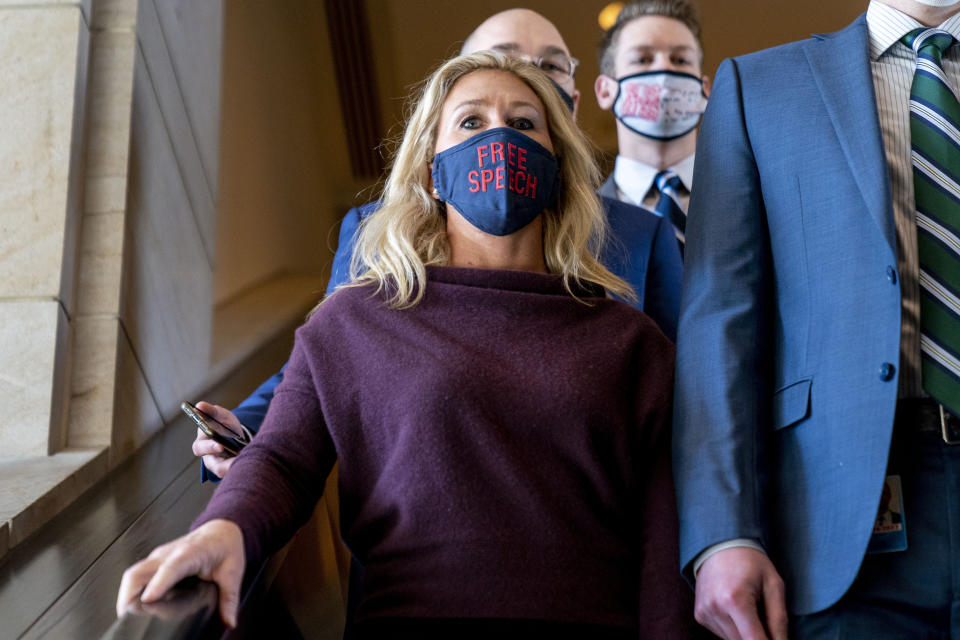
[598,0,703,77]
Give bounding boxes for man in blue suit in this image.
[194,8,682,480]
[674,1,960,638]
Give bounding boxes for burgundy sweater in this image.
[194,267,690,636]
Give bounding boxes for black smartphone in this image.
[181,401,250,455]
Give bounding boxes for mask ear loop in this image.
[427,158,441,201]
[427,161,445,215]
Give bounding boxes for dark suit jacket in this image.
[673,14,902,615]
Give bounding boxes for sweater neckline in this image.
[425,266,605,298]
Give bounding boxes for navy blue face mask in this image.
[431,127,560,236]
[548,78,576,113]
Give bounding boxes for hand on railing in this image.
[116,519,245,629]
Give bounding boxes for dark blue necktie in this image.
[654,169,686,253]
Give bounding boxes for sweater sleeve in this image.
[191,327,337,568]
[634,336,697,639]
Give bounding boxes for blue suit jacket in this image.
[228,196,681,434]
[673,14,902,615]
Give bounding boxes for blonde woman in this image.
[117,52,691,639]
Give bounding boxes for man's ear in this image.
[594,75,618,111]
[701,74,712,98]
[571,89,581,121]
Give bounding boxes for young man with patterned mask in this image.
[595,0,710,249]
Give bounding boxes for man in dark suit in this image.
[195,8,682,479]
[674,1,960,638]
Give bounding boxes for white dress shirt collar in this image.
[867,1,960,61]
[612,153,696,207]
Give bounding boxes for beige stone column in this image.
[0,0,141,553]
[0,0,226,555]
[0,0,92,457]
[67,0,139,457]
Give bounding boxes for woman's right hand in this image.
[191,402,245,478]
[116,519,246,628]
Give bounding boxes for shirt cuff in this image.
[693,538,766,578]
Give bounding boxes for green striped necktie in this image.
[904,27,960,418]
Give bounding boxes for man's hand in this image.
[191,402,245,479]
[116,519,245,628]
[694,547,788,640]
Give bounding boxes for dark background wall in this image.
[365,0,866,153]
[216,0,867,304]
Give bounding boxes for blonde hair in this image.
[345,51,635,308]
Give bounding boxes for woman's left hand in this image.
[116,519,245,628]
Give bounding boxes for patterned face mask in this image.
[612,70,707,141]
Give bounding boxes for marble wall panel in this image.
[83,30,136,214]
[0,301,69,457]
[76,209,125,318]
[0,521,8,560]
[0,7,88,303]
[60,13,91,317]
[66,315,165,461]
[109,322,165,464]
[67,316,119,448]
[91,0,136,31]
[151,0,222,203]
[2,448,108,547]
[134,0,217,265]
[120,44,212,421]
[0,0,90,20]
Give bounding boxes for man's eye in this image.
[510,118,534,130]
[632,56,653,65]
[674,56,692,66]
[539,61,563,73]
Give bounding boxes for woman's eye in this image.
[460,116,481,129]
[510,118,534,131]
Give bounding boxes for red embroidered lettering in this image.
[507,143,517,166]
[491,141,504,163]
[480,169,494,191]
[468,170,480,192]
[495,166,505,189]
[511,169,525,194]
[525,174,537,198]
[477,144,489,167]
[517,147,527,171]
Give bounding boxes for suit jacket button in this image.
[886,266,897,284]
[880,362,896,381]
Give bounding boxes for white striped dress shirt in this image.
[867,1,960,398]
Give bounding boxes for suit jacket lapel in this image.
[598,174,619,201]
[804,13,896,255]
